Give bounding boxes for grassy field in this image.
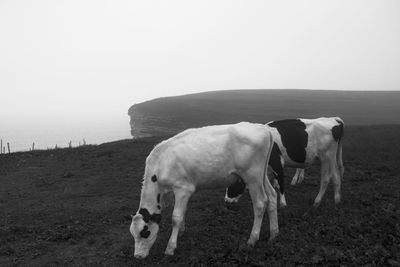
[1,125,400,266]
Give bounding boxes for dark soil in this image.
[1,125,400,266]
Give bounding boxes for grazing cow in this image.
[225,117,344,207]
[130,122,278,259]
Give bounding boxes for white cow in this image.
[225,117,344,207]
[130,122,278,259]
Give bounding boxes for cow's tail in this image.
[262,129,274,195]
[335,117,344,180]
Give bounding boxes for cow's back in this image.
[146,122,271,189]
[267,117,343,167]
[302,117,343,160]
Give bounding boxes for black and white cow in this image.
[225,117,344,207]
[130,122,278,259]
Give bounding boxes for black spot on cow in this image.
[140,225,151,238]
[139,208,162,224]
[157,205,161,210]
[139,208,151,223]
[268,119,308,163]
[151,175,157,182]
[157,194,160,204]
[151,213,161,224]
[269,142,284,194]
[331,120,344,142]
[226,175,246,199]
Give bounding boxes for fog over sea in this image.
[1,1,399,152]
[1,115,131,152]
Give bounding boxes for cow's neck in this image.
[138,176,161,215]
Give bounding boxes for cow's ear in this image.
[132,214,143,222]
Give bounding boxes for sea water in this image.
[0,116,131,152]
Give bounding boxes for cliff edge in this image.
[128,89,400,138]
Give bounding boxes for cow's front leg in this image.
[165,186,193,256]
[178,218,185,237]
[291,169,305,185]
[279,193,287,208]
[274,166,286,208]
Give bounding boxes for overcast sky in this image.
[1,0,400,148]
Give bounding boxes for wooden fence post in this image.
[1,139,2,155]
[7,142,10,154]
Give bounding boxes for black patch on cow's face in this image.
[268,119,308,163]
[269,142,285,194]
[139,208,151,223]
[139,208,162,224]
[140,225,151,238]
[157,205,161,210]
[227,176,246,199]
[331,120,344,142]
[151,175,157,182]
[157,194,160,204]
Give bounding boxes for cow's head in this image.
[130,209,161,259]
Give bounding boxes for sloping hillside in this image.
[128,90,400,138]
[1,125,399,266]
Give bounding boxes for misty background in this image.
[1,0,399,151]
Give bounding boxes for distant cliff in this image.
[128,89,400,138]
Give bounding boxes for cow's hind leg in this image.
[247,183,267,246]
[313,159,330,207]
[331,161,342,205]
[245,170,279,244]
[165,185,194,256]
[269,146,286,207]
[263,175,279,241]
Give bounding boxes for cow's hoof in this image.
[334,201,342,210]
[246,240,256,247]
[134,254,148,259]
[224,197,239,204]
[268,236,277,242]
[247,235,258,247]
[313,202,320,208]
[268,229,279,241]
[165,246,176,256]
[239,243,253,252]
[334,196,341,205]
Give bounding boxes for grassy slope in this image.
[129,90,400,127]
[1,125,399,266]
